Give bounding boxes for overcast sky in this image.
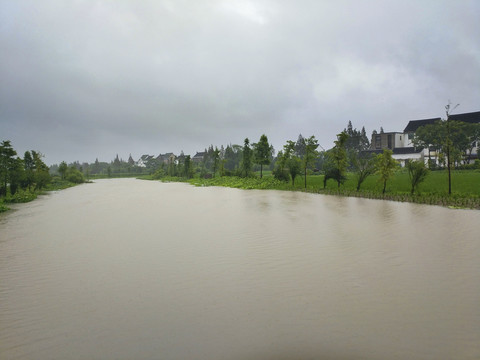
[1,0,479,165]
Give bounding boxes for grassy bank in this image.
[0,178,83,213]
[155,170,480,209]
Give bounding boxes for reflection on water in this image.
[1,178,479,360]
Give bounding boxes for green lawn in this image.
[254,169,480,196]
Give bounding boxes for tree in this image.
[272,150,290,182]
[66,166,85,183]
[31,151,51,190]
[294,134,306,158]
[253,134,273,178]
[407,160,429,195]
[287,156,302,186]
[302,135,319,188]
[184,155,192,178]
[58,161,68,180]
[8,157,24,195]
[328,131,349,188]
[360,127,370,150]
[23,151,35,190]
[352,152,376,191]
[212,147,220,177]
[241,138,253,177]
[413,102,469,194]
[375,149,397,194]
[224,144,242,173]
[127,154,135,166]
[0,140,18,196]
[279,141,300,186]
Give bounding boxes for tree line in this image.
[3,104,478,198]
[0,140,87,199]
[154,114,477,195]
[0,141,52,197]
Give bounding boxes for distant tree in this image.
[23,151,36,190]
[287,156,302,186]
[278,140,302,186]
[322,154,345,189]
[241,138,253,177]
[219,145,227,176]
[10,157,24,195]
[375,149,397,194]
[212,147,220,177]
[352,152,376,191]
[413,124,441,167]
[302,135,319,188]
[128,154,135,166]
[462,122,480,164]
[31,151,50,190]
[114,154,121,165]
[184,155,192,178]
[282,141,300,186]
[92,158,101,174]
[0,140,18,196]
[66,166,85,183]
[413,102,470,194]
[253,134,273,178]
[407,160,429,195]
[58,161,68,180]
[224,144,242,173]
[272,150,290,182]
[328,131,349,188]
[360,126,370,150]
[294,134,306,158]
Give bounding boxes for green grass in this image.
[0,201,9,213]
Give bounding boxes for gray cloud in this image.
[1,0,479,164]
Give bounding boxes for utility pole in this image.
[445,102,459,195]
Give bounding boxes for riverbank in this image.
[153,170,480,210]
[0,178,84,213]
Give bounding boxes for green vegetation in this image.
[153,169,480,209]
[148,114,479,210]
[5,103,479,212]
[0,140,87,213]
[375,149,398,194]
[253,134,274,178]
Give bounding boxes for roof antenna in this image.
[445,100,460,118]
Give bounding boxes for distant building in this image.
[136,155,155,168]
[156,153,176,164]
[192,151,206,163]
[366,111,480,166]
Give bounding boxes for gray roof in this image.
[449,111,480,124]
[403,118,440,132]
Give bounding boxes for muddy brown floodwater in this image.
[1,178,479,359]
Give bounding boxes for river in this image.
[1,178,479,360]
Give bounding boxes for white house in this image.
[367,111,480,166]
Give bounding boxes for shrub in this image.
[66,167,85,183]
[272,168,290,182]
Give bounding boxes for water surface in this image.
[1,178,479,359]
